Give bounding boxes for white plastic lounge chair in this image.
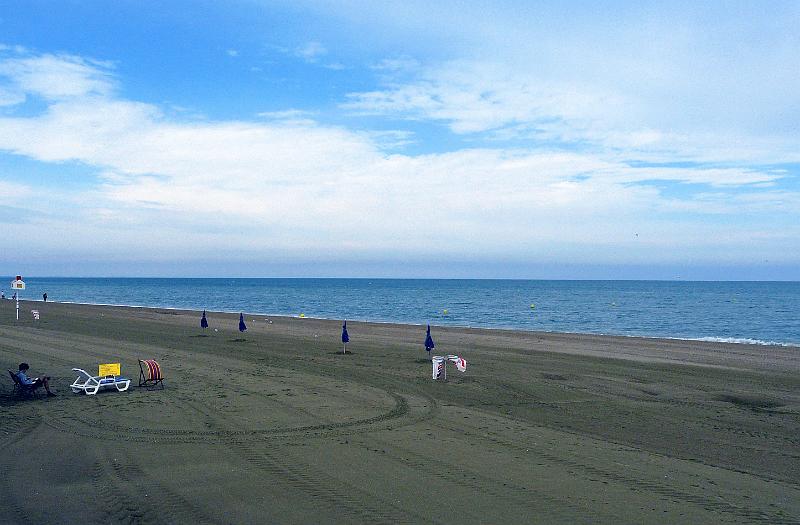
[70,368,130,395]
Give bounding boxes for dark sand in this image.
[1,300,799,524]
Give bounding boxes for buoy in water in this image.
[443,309,448,315]
[530,304,536,309]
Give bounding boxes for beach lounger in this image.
[7,370,39,397]
[70,368,130,395]
[138,359,164,389]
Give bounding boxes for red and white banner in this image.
[432,355,467,379]
[448,355,467,372]
[432,356,445,379]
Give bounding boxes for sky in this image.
[0,0,799,279]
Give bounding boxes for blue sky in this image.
[1,1,798,279]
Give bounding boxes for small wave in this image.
[692,336,799,347]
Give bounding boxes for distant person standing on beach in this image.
[43,292,47,302]
[1,291,4,299]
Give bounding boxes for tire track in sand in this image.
[91,450,214,524]
[45,387,434,445]
[351,436,593,523]
[0,415,42,522]
[181,398,430,524]
[433,419,800,525]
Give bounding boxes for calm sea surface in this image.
[5,278,799,346]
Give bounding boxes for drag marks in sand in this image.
[43,381,432,445]
[346,434,591,523]
[176,384,429,524]
[0,414,43,522]
[230,442,425,523]
[430,410,800,525]
[91,449,212,524]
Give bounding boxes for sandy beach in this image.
[1,299,799,524]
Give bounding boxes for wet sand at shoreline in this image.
[2,300,799,524]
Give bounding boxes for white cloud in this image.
[600,166,785,188]
[343,60,638,139]
[0,86,25,106]
[371,57,420,72]
[257,109,317,124]
[294,41,327,63]
[344,57,800,164]
[0,53,114,100]
[0,180,32,197]
[0,51,797,268]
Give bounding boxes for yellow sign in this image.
[98,363,121,377]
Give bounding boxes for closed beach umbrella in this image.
[201,310,208,329]
[341,320,349,353]
[239,313,247,332]
[425,324,435,354]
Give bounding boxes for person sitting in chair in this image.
[16,363,56,396]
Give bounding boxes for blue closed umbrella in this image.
[341,321,350,353]
[201,310,208,329]
[425,324,435,354]
[239,313,247,332]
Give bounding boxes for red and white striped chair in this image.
[138,359,165,389]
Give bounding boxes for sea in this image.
[4,278,799,347]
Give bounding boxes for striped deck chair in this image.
[138,359,165,389]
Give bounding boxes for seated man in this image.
[16,363,56,397]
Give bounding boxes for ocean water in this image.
[4,278,799,346]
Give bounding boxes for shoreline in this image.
[8,275,800,282]
[13,297,800,348]
[9,299,800,373]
